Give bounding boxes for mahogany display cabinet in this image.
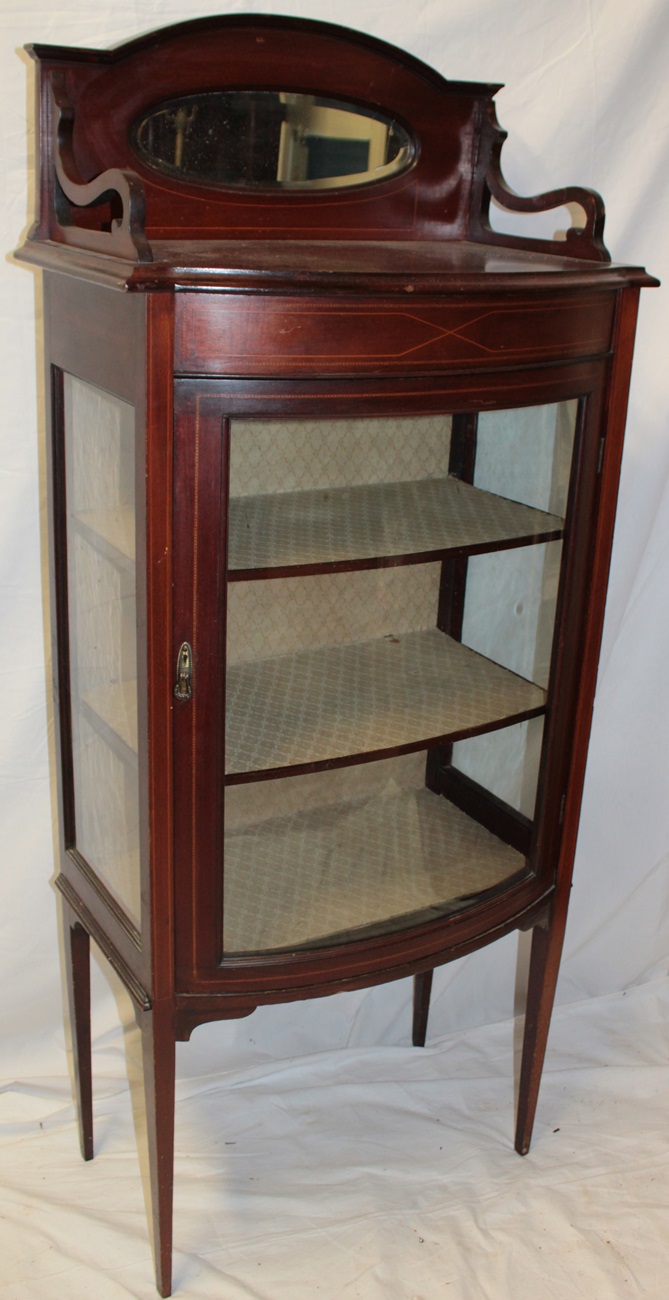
[17,14,657,1296]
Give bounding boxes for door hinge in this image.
[174,641,193,701]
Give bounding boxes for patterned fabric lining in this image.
[229,476,563,572]
[224,782,525,953]
[226,628,545,775]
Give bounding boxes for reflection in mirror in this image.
[132,91,413,190]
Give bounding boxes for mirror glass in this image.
[132,91,413,190]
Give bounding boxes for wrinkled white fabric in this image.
[1,1,668,1295]
[2,977,669,1298]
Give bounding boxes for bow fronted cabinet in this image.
[16,14,657,1296]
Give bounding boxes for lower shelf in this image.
[223,776,528,954]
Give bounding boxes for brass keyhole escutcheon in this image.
[174,641,193,701]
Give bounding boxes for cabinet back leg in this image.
[139,1004,176,1299]
[412,969,434,1046]
[515,910,566,1156]
[61,898,94,1161]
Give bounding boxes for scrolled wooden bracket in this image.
[50,75,152,263]
[474,100,610,263]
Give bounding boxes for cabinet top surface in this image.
[17,238,657,295]
[138,238,657,290]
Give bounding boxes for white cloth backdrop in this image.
[1,2,668,1296]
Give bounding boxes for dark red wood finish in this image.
[514,286,646,1156]
[23,16,612,260]
[61,899,94,1161]
[174,290,616,375]
[25,18,496,248]
[18,14,658,1297]
[412,969,434,1048]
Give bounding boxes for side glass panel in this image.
[222,404,577,955]
[451,402,577,816]
[64,375,141,928]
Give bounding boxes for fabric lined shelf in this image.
[226,627,546,780]
[228,475,564,577]
[223,781,527,953]
[78,635,545,783]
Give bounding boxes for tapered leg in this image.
[515,910,565,1155]
[412,969,434,1047]
[139,1003,176,1299]
[61,898,94,1161]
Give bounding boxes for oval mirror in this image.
[132,91,413,190]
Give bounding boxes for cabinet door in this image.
[173,378,601,982]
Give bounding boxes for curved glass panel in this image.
[132,91,413,190]
[221,402,578,956]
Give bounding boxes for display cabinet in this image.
[17,14,657,1296]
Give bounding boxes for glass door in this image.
[219,401,577,955]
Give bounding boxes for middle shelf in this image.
[226,627,546,781]
[79,628,546,780]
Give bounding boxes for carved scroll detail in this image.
[476,101,610,263]
[51,76,152,263]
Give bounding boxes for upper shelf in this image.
[69,477,563,579]
[229,475,564,579]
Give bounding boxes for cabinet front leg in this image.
[412,969,434,1047]
[515,909,565,1155]
[61,898,93,1161]
[139,1003,176,1299]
